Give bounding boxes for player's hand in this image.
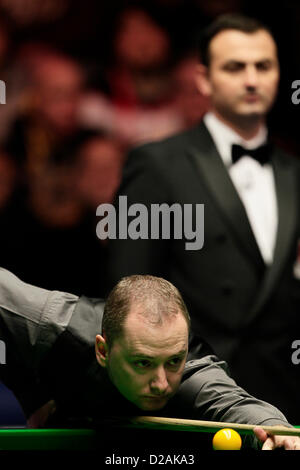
[254,426,300,450]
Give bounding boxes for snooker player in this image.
[0,268,299,450]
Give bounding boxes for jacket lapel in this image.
[188,123,264,269]
[245,147,299,325]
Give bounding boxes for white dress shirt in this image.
[203,112,278,265]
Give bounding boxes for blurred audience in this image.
[4,46,87,176]
[74,133,124,209]
[0,160,104,297]
[78,6,183,146]
[0,15,29,144]
[28,163,84,229]
[173,55,210,128]
[0,45,125,297]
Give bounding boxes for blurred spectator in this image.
[0,14,30,144]
[172,55,209,128]
[79,6,183,146]
[29,50,83,136]
[112,6,169,75]
[28,163,84,229]
[4,46,88,176]
[74,134,124,210]
[79,92,182,146]
[0,160,105,297]
[0,129,124,297]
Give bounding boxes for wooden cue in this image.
[116,416,300,437]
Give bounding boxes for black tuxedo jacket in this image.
[107,122,300,422]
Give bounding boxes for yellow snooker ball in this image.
[212,428,242,450]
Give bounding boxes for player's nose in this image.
[150,367,169,395]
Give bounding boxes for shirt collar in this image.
[203,111,268,167]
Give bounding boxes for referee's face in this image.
[95,308,189,410]
[196,29,279,123]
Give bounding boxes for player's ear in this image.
[195,63,212,98]
[95,334,109,368]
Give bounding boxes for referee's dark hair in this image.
[199,13,275,66]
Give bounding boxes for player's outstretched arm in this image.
[0,267,78,420]
[175,355,293,448]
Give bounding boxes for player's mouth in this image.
[140,396,170,409]
[142,395,170,402]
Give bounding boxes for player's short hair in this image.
[103,275,191,347]
[199,13,275,66]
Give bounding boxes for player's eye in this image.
[167,357,183,368]
[133,359,151,369]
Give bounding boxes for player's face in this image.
[196,29,279,121]
[96,308,188,410]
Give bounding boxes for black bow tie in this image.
[231,143,271,165]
